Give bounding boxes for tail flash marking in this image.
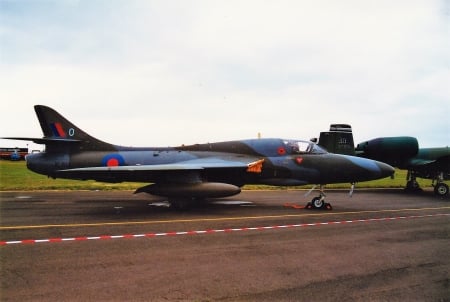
[50,122,67,138]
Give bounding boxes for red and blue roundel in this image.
[102,154,125,167]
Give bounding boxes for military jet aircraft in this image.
[317,125,449,197]
[4,105,394,209]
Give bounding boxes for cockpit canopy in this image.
[284,140,327,154]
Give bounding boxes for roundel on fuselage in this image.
[102,154,125,167]
[277,147,286,155]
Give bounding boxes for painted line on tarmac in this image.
[1,206,449,231]
[1,213,449,246]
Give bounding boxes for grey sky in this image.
[1,0,449,150]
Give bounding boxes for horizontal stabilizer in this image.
[2,137,81,144]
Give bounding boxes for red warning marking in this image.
[277,147,286,155]
[1,213,448,246]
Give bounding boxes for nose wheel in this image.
[305,186,333,210]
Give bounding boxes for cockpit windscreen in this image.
[284,140,326,154]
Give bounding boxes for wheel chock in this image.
[283,202,333,210]
[283,203,306,209]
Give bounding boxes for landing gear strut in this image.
[168,198,198,210]
[305,185,333,210]
[405,170,449,197]
[405,171,422,192]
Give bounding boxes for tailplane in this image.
[4,105,115,152]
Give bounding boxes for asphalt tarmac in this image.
[1,189,449,301]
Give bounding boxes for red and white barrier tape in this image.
[1,213,449,246]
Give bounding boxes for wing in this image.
[57,157,264,183]
[408,148,450,168]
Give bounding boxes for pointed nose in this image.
[343,155,395,181]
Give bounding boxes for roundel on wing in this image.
[102,154,125,167]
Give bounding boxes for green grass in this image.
[0,160,142,191]
[0,159,434,191]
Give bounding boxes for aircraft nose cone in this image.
[344,155,395,181]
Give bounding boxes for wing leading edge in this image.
[59,158,264,173]
[56,158,265,183]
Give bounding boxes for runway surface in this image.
[1,189,449,301]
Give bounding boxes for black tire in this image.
[311,197,324,209]
[434,183,449,197]
[405,180,421,192]
[170,199,190,211]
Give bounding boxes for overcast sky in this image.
[1,0,449,151]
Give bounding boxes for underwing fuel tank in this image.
[135,182,241,198]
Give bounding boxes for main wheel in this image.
[434,183,449,197]
[170,199,190,210]
[405,180,421,192]
[311,197,324,209]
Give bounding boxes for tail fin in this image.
[5,105,115,152]
[35,105,116,152]
[317,124,355,155]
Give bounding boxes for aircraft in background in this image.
[3,106,394,209]
[317,125,449,197]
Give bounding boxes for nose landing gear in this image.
[305,185,333,210]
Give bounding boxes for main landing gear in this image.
[405,171,422,193]
[169,198,191,210]
[405,171,449,197]
[168,197,211,210]
[305,185,333,210]
[432,173,449,197]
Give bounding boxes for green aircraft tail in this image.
[317,124,355,155]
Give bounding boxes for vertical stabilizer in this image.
[34,105,115,152]
[318,124,355,155]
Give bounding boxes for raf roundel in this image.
[102,154,125,167]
